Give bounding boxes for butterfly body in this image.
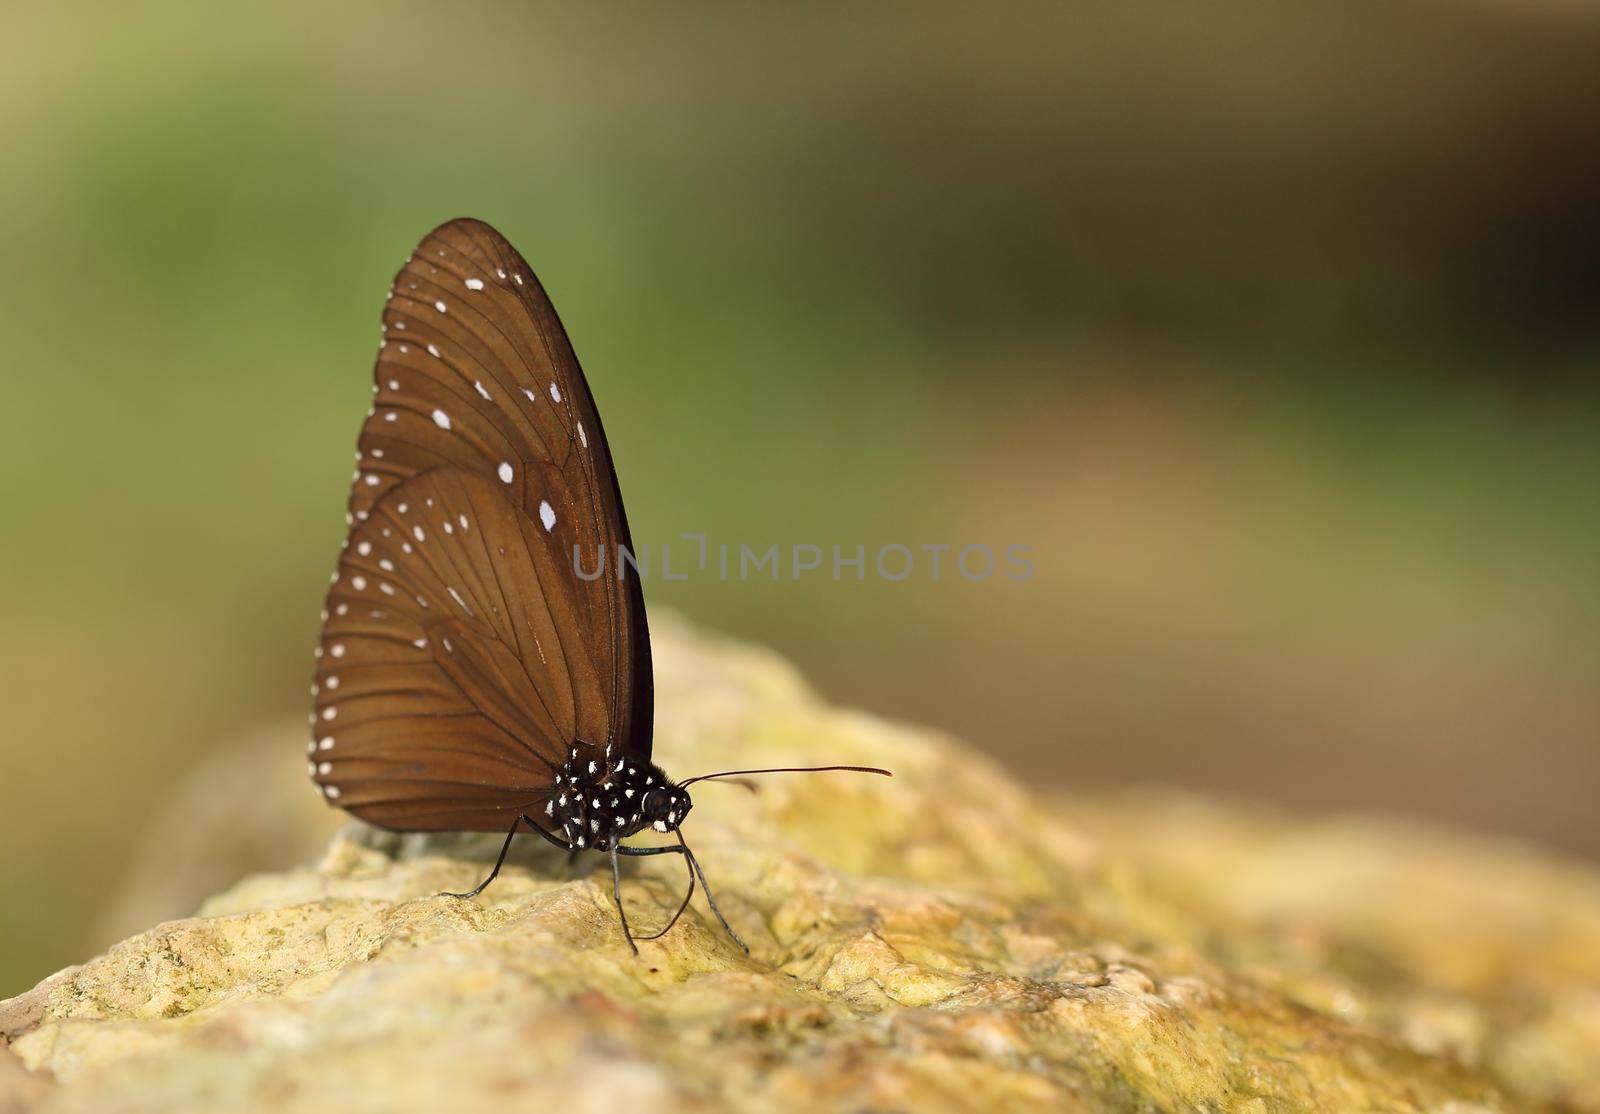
[546,746,693,852]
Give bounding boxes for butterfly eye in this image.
[640,789,669,819]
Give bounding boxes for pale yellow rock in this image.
[3,614,1596,1112]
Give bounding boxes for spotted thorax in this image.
[545,744,694,852]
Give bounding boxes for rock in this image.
[1056,790,1600,1112]
[5,613,1599,1112]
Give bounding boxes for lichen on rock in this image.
[4,614,1599,1112]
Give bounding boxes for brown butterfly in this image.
[307,218,886,952]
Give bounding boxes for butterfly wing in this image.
[309,219,652,832]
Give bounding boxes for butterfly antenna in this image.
[679,765,892,789]
[697,776,760,794]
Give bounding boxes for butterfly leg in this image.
[632,846,696,942]
[440,812,523,899]
[520,815,576,852]
[681,839,749,954]
[612,843,697,947]
[509,814,583,869]
[609,844,639,955]
[615,838,748,954]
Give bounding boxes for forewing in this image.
[349,218,650,759]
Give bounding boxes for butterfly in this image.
[307,218,887,952]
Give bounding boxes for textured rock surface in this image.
[5,614,1600,1112]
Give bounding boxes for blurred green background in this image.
[3,1,1599,995]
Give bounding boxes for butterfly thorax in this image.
[543,747,692,852]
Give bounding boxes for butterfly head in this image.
[641,781,692,833]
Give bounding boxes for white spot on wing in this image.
[474,380,491,401]
[465,277,484,291]
[434,300,447,313]
[577,421,587,448]
[548,381,562,403]
[498,461,514,483]
[539,500,556,532]
[431,409,451,430]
